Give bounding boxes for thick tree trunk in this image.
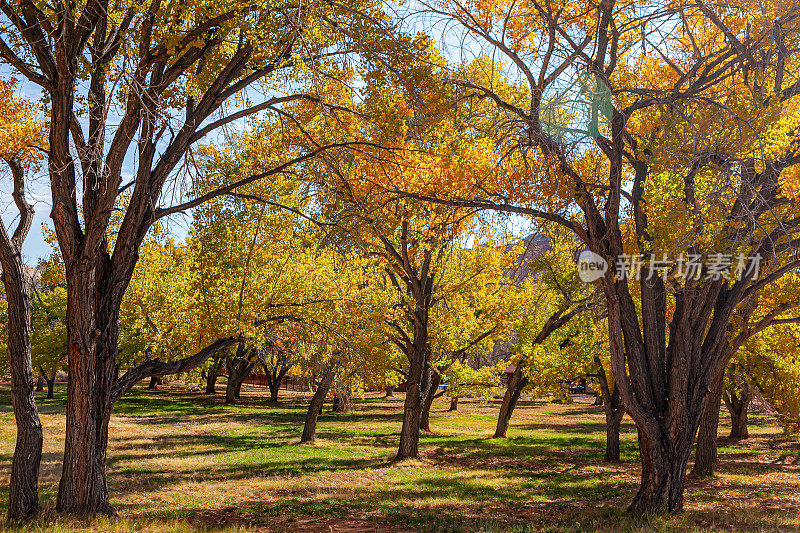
[1,259,43,521]
[147,376,160,389]
[384,386,394,398]
[225,380,237,404]
[396,383,423,459]
[493,364,528,438]
[226,374,249,404]
[448,396,459,411]
[628,427,694,513]
[724,384,751,440]
[36,376,44,392]
[56,287,119,516]
[692,370,725,478]
[419,371,441,433]
[301,365,335,443]
[46,377,56,400]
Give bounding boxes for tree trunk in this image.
[226,374,246,404]
[692,369,724,478]
[419,371,441,433]
[331,387,352,413]
[605,407,624,462]
[384,386,394,398]
[594,356,625,462]
[147,376,160,389]
[224,345,255,405]
[628,426,694,513]
[46,376,56,400]
[493,364,528,438]
[56,283,119,516]
[448,396,459,411]
[301,365,335,443]
[36,376,44,392]
[205,357,221,394]
[1,257,43,521]
[269,381,280,403]
[395,358,429,461]
[396,383,423,459]
[225,380,237,404]
[724,383,750,440]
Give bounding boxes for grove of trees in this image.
[2,0,800,524]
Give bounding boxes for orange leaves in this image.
[0,77,47,168]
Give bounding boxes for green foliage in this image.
[30,287,67,380]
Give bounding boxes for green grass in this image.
[0,384,797,532]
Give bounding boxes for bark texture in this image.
[1,157,43,521]
[225,344,256,404]
[692,369,725,478]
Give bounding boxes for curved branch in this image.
[111,337,239,403]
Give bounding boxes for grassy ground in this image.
[0,384,798,532]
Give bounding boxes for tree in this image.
[693,273,800,477]
[492,231,596,439]
[723,366,751,440]
[224,342,257,403]
[259,334,296,404]
[397,0,800,513]
[417,238,526,433]
[0,0,401,514]
[0,76,46,520]
[304,60,523,457]
[294,252,399,443]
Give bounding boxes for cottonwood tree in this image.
[492,230,597,439]
[298,262,397,442]
[0,0,402,514]
[0,77,46,520]
[397,0,800,513]
[318,157,511,458]
[692,271,800,477]
[417,237,525,433]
